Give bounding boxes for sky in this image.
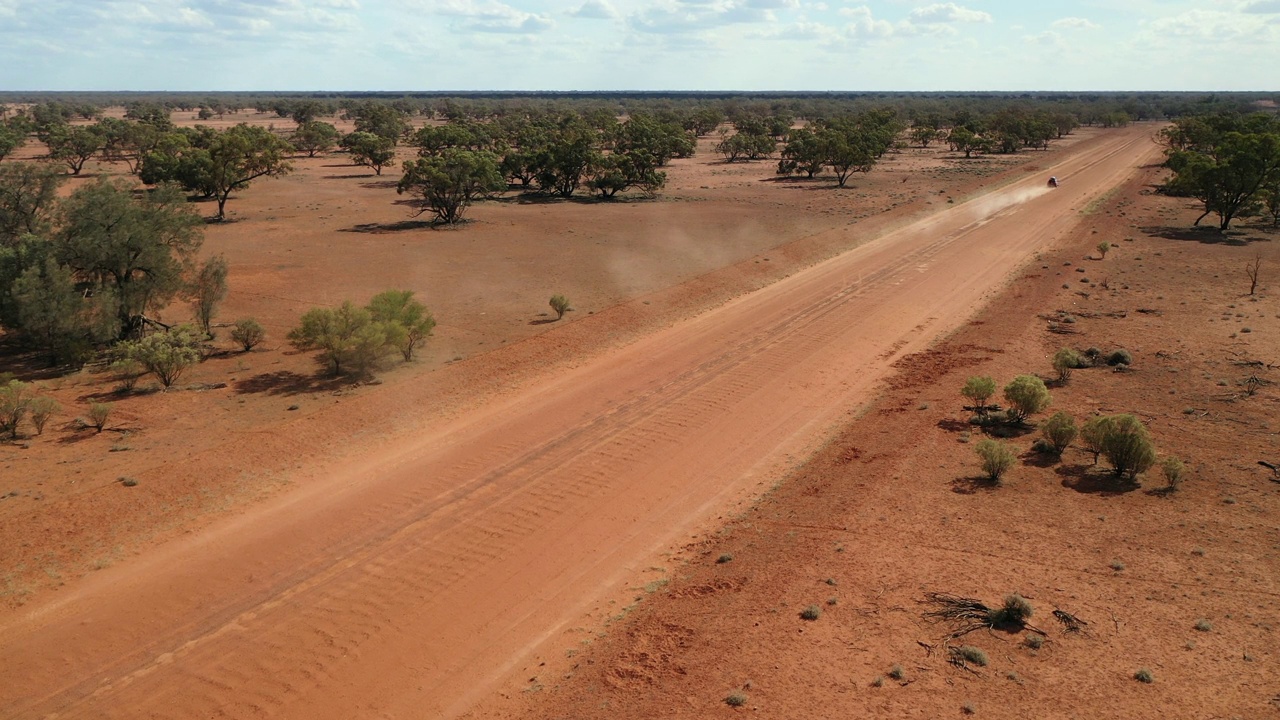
[0,0,1278,91]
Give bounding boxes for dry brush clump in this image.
[924,592,1037,638]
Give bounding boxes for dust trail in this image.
[961,183,1053,222]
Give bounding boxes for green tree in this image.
[230,317,265,351]
[349,102,409,142]
[341,131,397,175]
[291,121,340,158]
[55,179,204,338]
[715,132,774,162]
[1040,412,1078,453]
[188,255,228,337]
[1100,414,1157,480]
[975,438,1016,483]
[119,325,202,388]
[397,149,506,225]
[1080,415,1114,465]
[1003,375,1051,424]
[367,289,436,361]
[0,121,26,162]
[1052,347,1084,383]
[1162,113,1280,230]
[204,124,293,220]
[961,375,996,416]
[44,123,105,175]
[535,121,599,197]
[288,300,394,376]
[777,128,826,178]
[549,294,571,320]
[12,256,112,365]
[0,163,64,244]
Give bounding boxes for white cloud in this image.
[1052,17,1099,30]
[435,0,554,33]
[1241,0,1280,13]
[838,5,895,37]
[572,0,617,19]
[908,3,991,24]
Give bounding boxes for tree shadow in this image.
[1022,449,1060,469]
[936,418,972,433]
[951,475,1000,495]
[234,370,353,396]
[341,220,437,234]
[359,179,399,190]
[0,342,74,382]
[323,173,378,180]
[1057,464,1141,496]
[529,318,559,326]
[1139,225,1269,246]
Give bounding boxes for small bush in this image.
[1162,457,1185,491]
[119,476,138,487]
[1134,668,1154,684]
[1101,414,1157,480]
[29,396,59,435]
[549,294,571,320]
[1031,438,1056,454]
[1097,241,1111,259]
[119,326,203,388]
[725,692,748,707]
[961,376,996,415]
[962,703,976,715]
[1107,349,1133,367]
[231,318,266,352]
[989,594,1033,627]
[800,605,822,621]
[0,380,32,439]
[1052,348,1084,382]
[1080,415,1113,465]
[716,553,733,564]
[1084,347,1103,365]
[888,664,905,680]
[1110,560,1126,571]
[1040,412,1078,453]
[871,676,884,687]
[87,402,112,433]
[1024,633,1045,649]
[975,438,1016,483]
[952,645,988,667]
[1194,619,1213,632]
[110,358,144,393]
[1003,375,1051,423]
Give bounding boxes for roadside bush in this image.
[119,325,202,388]
[1003,375,1051,423]
[1162,456,1185,492]
[1040,412,1078,453]
[549,294,571,320]
[0,380,32,438]
[367,290,435,361]
[230,318,266,352]
[961,376,996,416]
[29,396,59,435]
[87,401,112,432]
[1100,414,1157,480]
[1107,349,1133,367]
[1052,348,1085,383]
[975,438,1016,483]
[288,301,396,377]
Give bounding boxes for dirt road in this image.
[1,125,1161,720]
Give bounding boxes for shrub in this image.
[1040,412,1078,453]
[716,553,733,564]
[1097,241,1111,259]
[1084,347,1103,365]
[975,438,1016,483]
[1107,349,1133,366]
[800,605,822,621]
[1024,633,1046,649]
[1100,414,1157,480]
[87,401,112,432]
[120,325,203,388]
[1162,456,1185,491]
[1080,415,1114,465]
[0,380,32,439]
[725,692,748,707]
[1194,619,1212,632]
[549,294,571,320]
[952,645,988,667]
[288,301,397,377]
[1134,668,1154,683]
[110,358,144,393]
[188,255,228,337]
[29,396,59,435]
[988,594,1033,627]
[231,318,266,352]
[1052,348,1084,383]
[1003,375,1051,423]
[888,664,905,680]
[367,290,436,361]
[961,376,996,415]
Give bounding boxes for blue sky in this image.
[1,0,1278,91]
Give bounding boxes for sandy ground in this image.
[476,141,1280,719]
[0,123,1168,719]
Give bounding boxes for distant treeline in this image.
[0,91,1275,125]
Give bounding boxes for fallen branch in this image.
[1053,609,1088,634]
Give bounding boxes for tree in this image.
[397,149,506,225]
[12,256,113,366]
[119,325,202,388]
[777,128,826,178]
[349,102,409,142]
[715,133,774,162]
[947,126,985,158]
[1080,415,1113,465]
[0,163,64,244]
[1002,375,1051,423]
[291,121,340,158]
[0,379,31,438]
[341,131,397,175]
[961,376,996,417]
[1162,114,1280,230]
[29,396,59,435]
[820,125,877,187]
[975,438,1015,483]
[1100,414,1157,480]
[1040,412,1078,453]
[534,121,599,197]
[204,124,293,220]
[230,317,265,351]
[1246,253,1262,295]
[43,124,105,175]
[0,121,26,162]
[549,294,571,320]
[367,289,436,361]
[288,301,395,376]
[910,125,940,148]
[55,179,204,339]
[1052,348,1084,383]
[188,255,228,337]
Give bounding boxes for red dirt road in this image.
[1,125,1161,719]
